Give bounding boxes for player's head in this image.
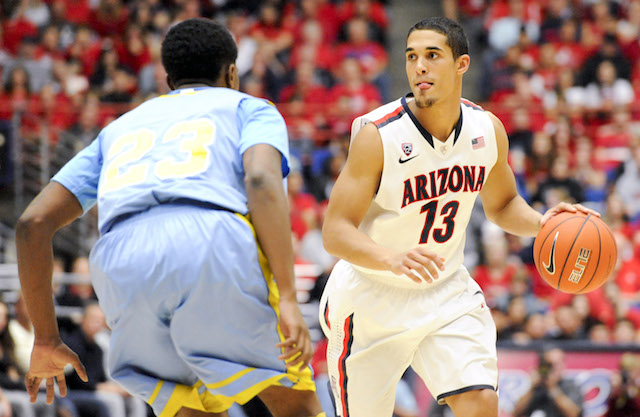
[405,17,470,108]
[161,18,239,90]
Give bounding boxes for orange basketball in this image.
[533,211,617,294]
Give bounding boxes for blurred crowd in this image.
[1,0,640,416]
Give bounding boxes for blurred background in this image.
[0,0,639,416]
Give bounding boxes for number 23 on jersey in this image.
[100,119,217,196]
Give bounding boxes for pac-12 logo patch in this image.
[402,143,413,156]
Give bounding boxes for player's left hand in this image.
[540,202,600,227]
[26,339,87,404]
[276,297,313,369]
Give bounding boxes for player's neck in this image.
[409,96,461,143]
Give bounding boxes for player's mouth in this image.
[416,81,433,90]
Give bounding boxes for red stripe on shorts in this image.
[338,314,354,417]
[324,303,331,330]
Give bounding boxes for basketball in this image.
[533,211,617,294]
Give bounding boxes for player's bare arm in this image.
[322,122,444,283]
[479,112,598,236]
[16,182,88,403]
[243,144,312,368]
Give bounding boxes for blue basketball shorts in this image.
[88,204,315,417]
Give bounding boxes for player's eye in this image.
[429,52,438,59]
[407,53,416,60]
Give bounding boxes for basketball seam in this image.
[576,217,601,293]
[601,218,617,278]
[556,215,591,290]
[535,216,583,277]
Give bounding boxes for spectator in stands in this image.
[55,256,97,308]
[614,137,640,220]
[605,353,640,416]
[227,11,259,78]
[328,57,381,132]
[0,301,56,417]
[335,17,389,100]
[550,305,586,340]
[8,294,33,376]
[62,303,141,417]
[487,0,540,53]
[473,230,519,307]
[580,33,631,87]
[573,136,608,203]
[533,154,585,209]
[88,0,128,38]
[513,347,584,417]
[613,318,637,345]
[584,60,634,115]
[12,0,51,29]
[249,3,294,67]
[588,321,611,344]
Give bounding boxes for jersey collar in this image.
[401,93,463,149]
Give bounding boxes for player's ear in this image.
[166,75,175,90]
[226,63,239,90]
[456,54,470,76]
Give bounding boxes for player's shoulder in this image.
[365,97,406,128]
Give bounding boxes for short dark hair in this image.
[161,18,238,87]
[408,17,469,59]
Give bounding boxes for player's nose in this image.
[415,57,428,74]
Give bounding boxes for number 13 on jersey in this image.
[100,119,217,196]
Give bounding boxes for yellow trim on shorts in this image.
[158,371,316,416]
[235,213,316,386]
[205,367,255,389]
[148,380,164,406]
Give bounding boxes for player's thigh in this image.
[444,388,498,417]
[257,385,323,417]
[322,264,418,417]
[411,302,498,406]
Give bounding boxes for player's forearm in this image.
[15,216,60,343]
[488,195,542,237]
[246,172,297,301]
[323,218,395,271]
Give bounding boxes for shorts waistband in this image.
[106,199,240,233]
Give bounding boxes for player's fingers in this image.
[404,260,432,283]
[69,354,88,382]
[412,249,446,270]
[574,203,600,217]
[276,337,296,349]
[57,373,67,397]
[400,266,423,283]
[288,335,311,368]
[26,376,42,403]
[406,256,438,281]
[46,377,55,404]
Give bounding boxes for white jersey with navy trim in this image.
[349,94,498,287]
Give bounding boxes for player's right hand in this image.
[389,247,445,283]
[276,297,313,370]
[26,339,87,404]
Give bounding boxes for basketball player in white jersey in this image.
[319,17,597,417]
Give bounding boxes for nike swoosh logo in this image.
[399,155,419,164]
[543,231,559,274]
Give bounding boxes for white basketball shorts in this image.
[319,260,498,417]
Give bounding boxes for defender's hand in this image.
[276,297,313,369]
[26,340,87,404]
[540,202,600,227]
[389,247,445,283]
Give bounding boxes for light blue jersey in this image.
[50,87,316,416]
[53,87,289,233]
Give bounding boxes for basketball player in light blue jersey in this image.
[15,18,324,417]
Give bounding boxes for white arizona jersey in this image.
[349,94,498,286]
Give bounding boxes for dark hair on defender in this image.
[408,17,469,60]
[161,18,238,87]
